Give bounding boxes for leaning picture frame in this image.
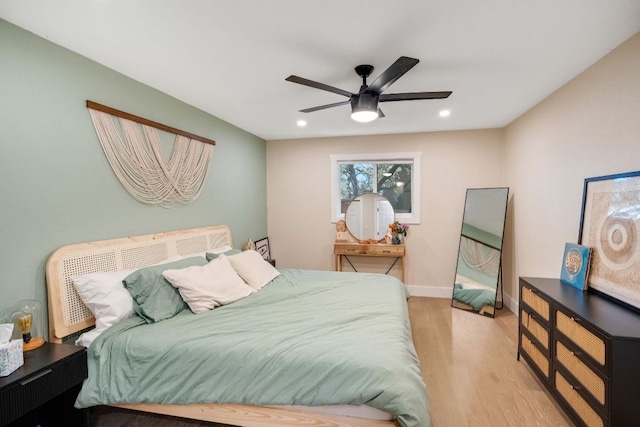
[578,170,640,313]
[255,237,270,260]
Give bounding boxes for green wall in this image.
[0,19,268,320]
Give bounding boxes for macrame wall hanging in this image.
[460,236,501,277]
[86,101,215,208]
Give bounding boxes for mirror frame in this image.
[451,187,509,318]
[344,193,395,242]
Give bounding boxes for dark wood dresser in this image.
[518,277,640,427]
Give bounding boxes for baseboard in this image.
[502,292,518,314]
[406,285,452,299]
[407,285,518,315]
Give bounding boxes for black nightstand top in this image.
[0,343,84,389]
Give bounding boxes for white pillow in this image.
[227,250,280,290]
[162,254,254,314]
[72,268,136,332]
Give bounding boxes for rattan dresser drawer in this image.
[556,309,606,367]
[555,340,606,407]
[555,370,606,427]
[520,334,549,379]
[521,309,550,351]
[521,284,550,323]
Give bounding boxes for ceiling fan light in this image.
[351,93,379,123]
[351,109,379,123]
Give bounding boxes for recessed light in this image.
[439,110,450,117]
[297,120,307,127]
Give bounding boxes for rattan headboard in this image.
[45,225,232,343]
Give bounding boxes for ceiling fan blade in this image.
[364,56,419,95]
[379,91,452,102]
[286,75,353,98]
[300,100,351,113]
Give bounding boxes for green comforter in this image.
[75,269,430,427]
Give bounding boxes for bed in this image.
[45,225,429,427]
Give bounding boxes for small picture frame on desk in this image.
[255,237,270,260]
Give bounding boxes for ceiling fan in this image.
[286,56,452,123]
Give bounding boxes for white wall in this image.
[267,129,505,295]
[503,32,640,302]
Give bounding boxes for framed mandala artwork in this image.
[578,170,640,312]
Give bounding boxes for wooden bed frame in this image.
[45,224,399,427]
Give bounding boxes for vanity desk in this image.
[334,242,405,283]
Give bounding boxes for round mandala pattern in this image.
[596,215,639,270]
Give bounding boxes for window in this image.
[330,152,421,224]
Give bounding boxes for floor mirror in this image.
[451,187,509,317]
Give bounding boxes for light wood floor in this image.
[410,297,574,427]
[92,297,575,427]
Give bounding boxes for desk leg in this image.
[401,255,405,283]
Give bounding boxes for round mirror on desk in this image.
[344,193,395,242]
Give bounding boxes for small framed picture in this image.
[255,237,270,260]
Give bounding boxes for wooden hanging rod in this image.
[86,100,216,146]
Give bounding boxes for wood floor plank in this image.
[91,297,575,427]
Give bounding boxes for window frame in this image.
[330,152,421,224]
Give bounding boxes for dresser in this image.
[334,242,405,282]
[518,277,640,427]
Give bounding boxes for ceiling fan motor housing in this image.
[351,92,379,112]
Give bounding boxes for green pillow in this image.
[123,257,208,323]
[206,248,242,261]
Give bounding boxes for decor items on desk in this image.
[389,221,409,244]
[10,300,45,351]
[560,242,592,290]
[578,169,640,311]
[335,220,349,242]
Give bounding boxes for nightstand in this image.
[0,342,88,427]
[266,258,276,267]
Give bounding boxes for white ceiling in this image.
[1,1,639,141]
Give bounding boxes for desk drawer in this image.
[334,244,403,256]
[0,350,87,425]
[366,245,404,256]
